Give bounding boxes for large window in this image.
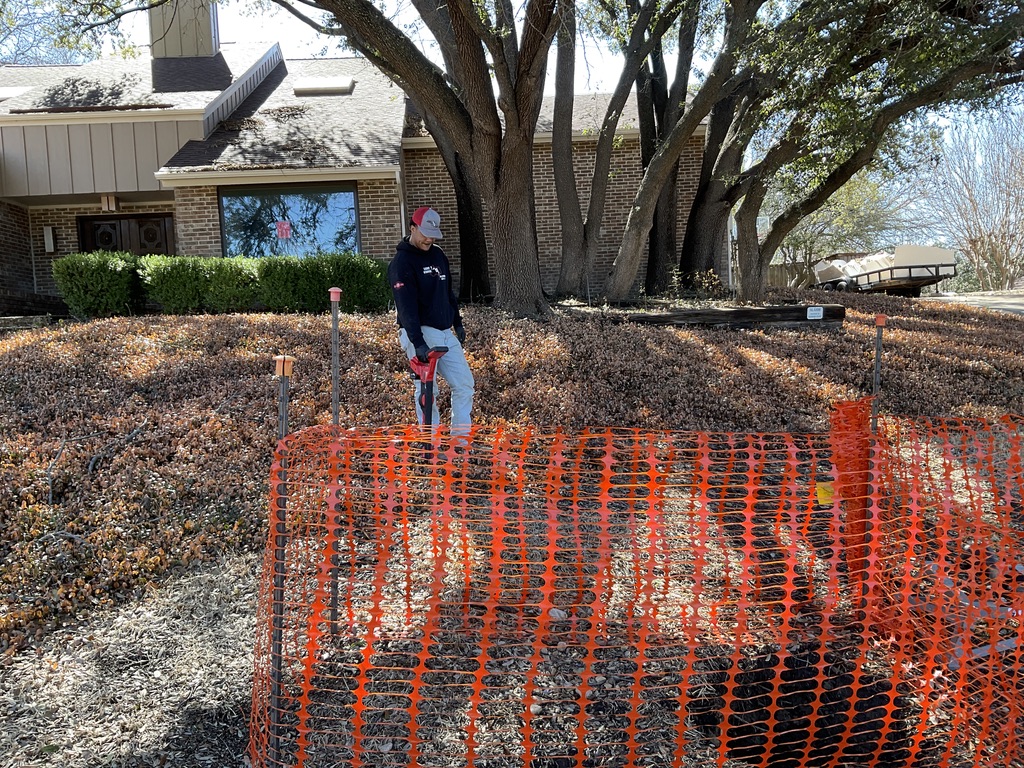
[219,184,358,257]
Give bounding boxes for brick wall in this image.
[0,199,32,294]
[402,135,707,297]
[356,178,403,260]
[174,186,222,256]
[0,199,66,315]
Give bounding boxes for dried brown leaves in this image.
[1,293,1022,657]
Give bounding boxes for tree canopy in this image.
[1,0,97,64]
[605,0,1024,302]
[767,168,920,287]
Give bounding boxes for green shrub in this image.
[51,251,142,318]
[204,257,259,313]
[54,251,391,318]
[316,251,391,313]
[256,256,303,312]
[140,255,209,314]
[255,252,389,313]
[296,254,332,313]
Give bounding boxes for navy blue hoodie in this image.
[387,237,462,349]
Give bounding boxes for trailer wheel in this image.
[835,281,849,292]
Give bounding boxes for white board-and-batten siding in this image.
[0,119,203,197]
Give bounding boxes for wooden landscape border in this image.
[621,302,846,329]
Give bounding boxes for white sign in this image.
[806,305,824,320]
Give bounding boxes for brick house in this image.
[0,0,706,315]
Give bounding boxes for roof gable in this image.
[159,57,405,178]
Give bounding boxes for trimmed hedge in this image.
[140,255,209,315]
[51,251,143,318]
[257,252,390,313]
[315,252,392,313]
[255,256,304,313]
[52,251,389,318]
[205,257,260,314]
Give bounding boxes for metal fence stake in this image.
[329,288,342,426]
[269,354,294,766]
[871,314,886,433]
[275,355,295,440]
[327,288,343,635]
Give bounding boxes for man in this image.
[388,206,475,430]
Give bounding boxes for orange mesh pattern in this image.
[249,401,1024,768]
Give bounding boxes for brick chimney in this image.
[149,0,221,58]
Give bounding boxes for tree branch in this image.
[761,59,1024,258]
[314,0,476,148]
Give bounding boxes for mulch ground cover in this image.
[1,289,1022,767]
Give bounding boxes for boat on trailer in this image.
[813,245,957,297]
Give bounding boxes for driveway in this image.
[924,289,1024,316]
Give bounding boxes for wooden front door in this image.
[78,214,176,256]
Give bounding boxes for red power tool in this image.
[408,346,448,426]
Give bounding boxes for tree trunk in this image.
[451,162,491,301]
[635,53,679,297]
[420,107,491,301]
[682,190,731,277]
[605,33,742,301]
[552,2,587,298]
[636,27,686,298]
[734,203,768,304]
[485,139,548,315]
[680,91,742,277]
[646,166,679,294]
[561,0,699,302]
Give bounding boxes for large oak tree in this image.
[270,0,561,314]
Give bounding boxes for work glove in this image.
[415,344,430,363]
[454,324,466,345]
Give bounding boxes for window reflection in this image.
[220,185,358,257]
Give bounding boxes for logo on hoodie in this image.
[422,265,445,280]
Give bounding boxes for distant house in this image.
[0,0,706,315]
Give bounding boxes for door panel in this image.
[78,214,175,256]
[90,221,122,251]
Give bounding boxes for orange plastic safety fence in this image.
[249,400,1024,768]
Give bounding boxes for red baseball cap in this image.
[411,206,443,239]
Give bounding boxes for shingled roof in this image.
[403,91,644,139]
[0,43,272,114]
[159,57,404,175]
[535,92,642,134]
